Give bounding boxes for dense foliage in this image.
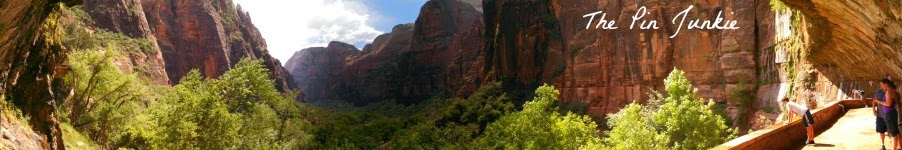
[59,56,314,149]
[60,50,147,146]
[477,84,603,149]
[604,69,736,149]
[307,82,516,149]
[149,58,312,149]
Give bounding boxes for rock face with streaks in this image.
[482,0,901,132]
[84,0,170,85]
[75,0,302,99]
[141,0,301,96]
[777,0,902,82]
[405,0,485,103]
[0,0,83,149]
[285,41,363,102]
[483,0,763,119]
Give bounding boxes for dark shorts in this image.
[886,110,900,136]
[802,110,815,127]
[878,116,888,133]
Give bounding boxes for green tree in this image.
[653,69,735,149]
[153,70,240,149]
[438,82,514,129]
[215,58,285,112]
[150,58,313,149]
[477,84,601,149]
[603,103,669,150]
[386,82,514,149]
[61,50,146,146]
[605,69,735,150]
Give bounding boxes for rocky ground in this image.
[0,109,45,150]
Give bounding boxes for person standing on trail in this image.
[876,78,901,150]
[782,97,816,144]
[875,80,890,150]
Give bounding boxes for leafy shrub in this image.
[438,82,514,129]
[61,7,155,55]
[603,103,670,150]
[93,30,155,54]
[654,69,736,149]
[152,71,241,149]
[605,69,736,150]
[308,82,514,149]
[477,84,602,149]
[61,50,146,146]
[149,58,313,149]
[60,57,314,149]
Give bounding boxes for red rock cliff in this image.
[141,0,301,96]
[84,0,170,85]
[483,0,902,132]
[285,0,485,104]
[285,42,362,102]
[484,0,765,117]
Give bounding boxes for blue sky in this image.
[364,0,427,33]
[232,0,427,62]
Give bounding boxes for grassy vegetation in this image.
[61,123,100,150]
[61,5,92,24]
[769,0,790,11]
[61,5,156,55]
[1,96,31,130]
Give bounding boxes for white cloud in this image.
[232,0,383,62]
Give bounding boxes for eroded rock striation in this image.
[485,0,765,119]
[84,0,170,85]
[141,0,301,96]
[0,0,83,149]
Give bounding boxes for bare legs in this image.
[895,134,901,150]
[806,125,814,143]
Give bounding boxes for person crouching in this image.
[782,97,816,144]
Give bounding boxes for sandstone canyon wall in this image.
[140,0,301,96]
[483,0,765,123]
[286,0,485,105]
[83,0,170,85]
[285,0,901,132]
[483,0,901,130]
[75,0,301,98]
[289,0,765,118]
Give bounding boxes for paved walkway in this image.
[804,108,884,149]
